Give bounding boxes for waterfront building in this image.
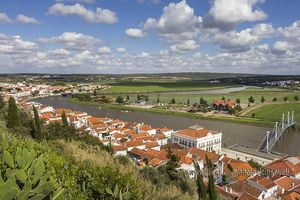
[171,125,222,153]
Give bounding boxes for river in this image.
[36,95,300,156]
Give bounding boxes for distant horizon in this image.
[0,71,299,76]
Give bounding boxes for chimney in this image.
[225,187,228,192]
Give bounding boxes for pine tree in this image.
[261,96,265,103]
[171,98,176,104]
[187,98,190,105]
[61,111,68,127]
[6,97,20,128]
[126,95,130,101]
[236,98,241,104]
[194,160,207,200]
[33,105,42,139]
[0,94,5,110]
[157,97,160,104]
[206,155,217,200]
[248,96,255,104]
[294,95,299,101]
[221,96,226,101]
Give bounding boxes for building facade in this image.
[171,125,222,153]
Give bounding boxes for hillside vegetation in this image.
[0,97,198,200]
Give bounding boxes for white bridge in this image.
[257,111,296,153]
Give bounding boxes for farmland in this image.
[244,103,300,122]
[102,81,235,93]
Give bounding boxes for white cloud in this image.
[0,12,13,24]
[125,28,146,38]
[116,47,126,52]
[170,40,199,52]
[38,32,101,50]
[202,23,275,52]
[50,48,70,56]
[203,0,267,30]
[98,46,111,54]
[144,0,202,42]
[47,3,118,24]
[16,14,40,24]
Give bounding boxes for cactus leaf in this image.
[32,159,45,184]
[32,182,53,196]
[17,180,31,200]
[13,169,27,183]
[3,150,14,168]
[0,187,19,200]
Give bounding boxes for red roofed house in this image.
[265,156,300,179]
[171,125,222,153]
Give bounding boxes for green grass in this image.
[245,103,300,122]
[102,81,235,93]
[110,88,299,105]
[69,98,274,127]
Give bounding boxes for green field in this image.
[116,87,300,105]
[245,103,300,122]
[102,81,235,93]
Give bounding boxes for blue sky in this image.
[0,0,300,74]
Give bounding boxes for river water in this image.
[36,95,300,156]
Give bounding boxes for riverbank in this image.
[69,98,274,127]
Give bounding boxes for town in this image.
[1,80,300,200]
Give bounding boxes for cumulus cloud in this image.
[47,3,118,24]
[170,40,199,52]
[98,46,111,54]
[16,14,40,24]
[144,0,202,43]
[203,0,267,31]
[0,12,13,24]
[125,28,146,38]
[271,20,300,55]
[202,23,275,52]
[38,32,101,50]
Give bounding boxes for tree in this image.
[187,98,190,106]
[165,145,180,180]
[0,94,5,110]
[221,96,226,101]
[206,155,217,200]
[295,95,299,101]
[200,97,207,106]
[171,98,176,104]
[116,96,124,104]
[93,89,97,96]
[272,97,277,102]
[261,96,265,103]
[284,96,288,102]
[33,105,42,139]
[6,97,20,128]
[61,111,68,127]
[157,97,160,104]
[236,98,241,104]
[126,95,130,101]
[248,96,255,104]
[194,160,207,200]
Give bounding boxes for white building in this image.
[171,125,222,153]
